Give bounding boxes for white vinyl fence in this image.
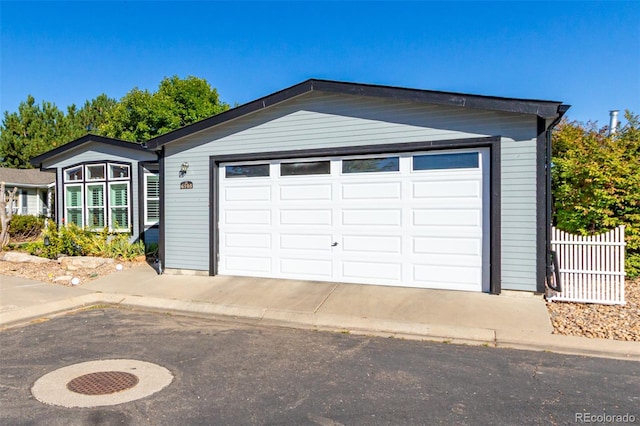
[547,226,626,305]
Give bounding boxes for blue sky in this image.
[1,1,638,127]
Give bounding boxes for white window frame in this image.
[85,164,106,181]
[108,181,131,232]
[64,166,83,182]
[144,171,160,226]
[109,163,130,180]
[64,183,84,227]
[85,183,106,230]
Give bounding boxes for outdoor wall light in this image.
[44,236,50,247]
[179,162,189,177]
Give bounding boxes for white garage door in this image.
[218,149,489,291]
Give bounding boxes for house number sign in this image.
[180,181,194,190]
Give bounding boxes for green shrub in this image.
[145,242,159,257]
[3,215,45,241]
[27,223,145,260]
[552,111,640,278]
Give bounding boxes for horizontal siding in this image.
[164,91,539,285]
[41,142,156,169]
[501,138,537,291]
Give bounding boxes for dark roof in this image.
[0,167,55,186]
[30,134,147,168]
[146,78,570,149]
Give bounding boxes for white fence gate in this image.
[548,226,626,305]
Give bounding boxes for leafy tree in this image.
[101,75,229,142]
[66,94,117,135]
[1,76,227,166]
[552,111,640,277]
[0,96,67,168]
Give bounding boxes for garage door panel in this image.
[413,237,481,256]
[280,258,333,277]
[342,209,402,226]
[413,209,480,227]
[224,232,272,249]
[341,235,402,254]
[342,260,402,282]
[225,209,271,225]
[280,209,332,225]
[413,180,480,198]
[280,234,333,251]
[280,184,332,201]
[411,254,482,267]
[413,264,481,287]
[224,185,271,201]
[342,182,402,200]
[223,256,272,274]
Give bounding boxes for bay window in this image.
[63,162,131,232]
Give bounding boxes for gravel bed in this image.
[0,257,143,286]
[546,278,640,341]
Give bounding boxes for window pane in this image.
[65,186,82,207]
[86,185,104,207]
[111,207,129,229]
[225,164,269,178]
[281,161,330,176]
[146,200,160,224]
[342,157,399,173]
[65,167,83,182]
[86,165,105,180]
[87,208,105,228]
[109,164,129,179]
[110,183,128,207]
[146,174,160,198]
[413,152,479,170]
[66,208,83,227]
[145,173,160,225]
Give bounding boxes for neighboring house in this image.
[30,135,160,245]
[32,79,569,295]
[0,167,55,217]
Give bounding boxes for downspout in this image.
[545,105,570,291]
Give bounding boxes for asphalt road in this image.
[1,308,638,425]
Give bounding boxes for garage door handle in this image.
[331,242,338,247]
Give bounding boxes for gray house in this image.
[31,135,159,245]
[0,168,55,217]
[31,79,569,294]
[143,79,569,294]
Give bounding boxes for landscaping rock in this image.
[59,256,114,271]
[0,252,51,264]
[53,275,73,283]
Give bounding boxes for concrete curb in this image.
[1,293,639,362]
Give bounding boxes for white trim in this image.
[109,163,130,180]
[64,183,84,227]
[143,171,160,226]
[85,182,106,230]
[108,181,130,232]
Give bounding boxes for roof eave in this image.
[142,78,570,149]
[30,134,146,168]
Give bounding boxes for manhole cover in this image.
[67,371,139,395]
[32,359,173,408]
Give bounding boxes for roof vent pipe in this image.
[609,110,619,136]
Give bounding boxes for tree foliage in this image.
[552,111,640,277]
[100,75,229,142]
[0,75,228,166]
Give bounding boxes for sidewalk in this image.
[2,264,639,361]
